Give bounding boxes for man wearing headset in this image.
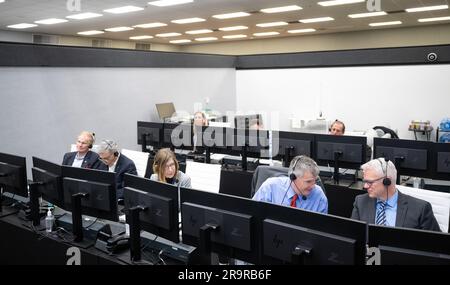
[62,131,103,169]
[351,158,441,232]
[252,155,328,214]
[97,140,137,200]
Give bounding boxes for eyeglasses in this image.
[362,177,384,187]
[164,162,176,170]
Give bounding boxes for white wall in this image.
[236,64,450,139]
[0,67,235,174]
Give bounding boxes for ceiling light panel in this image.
[406,5,448,13]
[171,17,205,24]
[104,6,144,14]
[369,21,402,27]
[130,35,154,40]
[133,23,167,28]
[348,11,387,18]
[256,22,289,28]
[35,18,68,25]
[77,30,104,35]
[212,12,251,19]
[148,0,193,7]
[105,26,134,32]
[299,17,334,23]
[185,29,213,34]
[7,23,38,29]
[218,26,248,31]
[260,5,302,13]
[66,13,103,20]
[318,0,364,6]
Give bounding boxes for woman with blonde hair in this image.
[150,148,191,188]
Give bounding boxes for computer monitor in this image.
[433,142,450,180]
[315,134,367,184]
[234,114,262,129]
[0,152,28,217]
[62,166,117,243]
[181,188,261,265]
[273,131,314,167]
[261,202,367,265]
[162,122,193,150]
[201,126,234,162]
[231,128,270,170]
[155,102,176,121]
[123,174,180,262]
[373,137,432,182]
[368,225,450,265]
[137,121,163,152]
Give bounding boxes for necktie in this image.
[290,194,298,208]
[375,201,387,226]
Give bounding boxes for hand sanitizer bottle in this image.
[45,209,54,233]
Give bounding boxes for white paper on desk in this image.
[121,148,149,177]
[186,161,221,193]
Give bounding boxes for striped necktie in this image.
[375,201,387,226]
[290,194,299,208]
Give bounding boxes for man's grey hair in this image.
[361,158,397,183]
[97,139,119,154]
[289,155,320,178]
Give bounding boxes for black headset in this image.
[288,156,307,201]
[88,132,95,149]
[378,158,392,186]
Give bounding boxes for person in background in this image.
[192,111,208,154]
[249,118,264,130]
[62,131,102,169]
[329,120,345,136]
[150,148,191,188]
[351,158,441,232]
[97,139,137,200]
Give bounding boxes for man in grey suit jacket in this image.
[351,158,441,232]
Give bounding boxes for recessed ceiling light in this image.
[260,5,302,13]
[7,23,38,29]
[148,0,193,7]
[156,32,182,37]
[171,17,205,24]
[253,32,280,37]
[185,29,213,34]
[195,37,218,41]
[212,12,251,19]
[406,5,448,13]
[287,28,316,33]
[256,22,288,28]
[105,26,134,32]
[0,1,5,3]
[369,21,402,27]
[418,16,450,22]
[103,6,144,14]
[348,11,387,18]
[318,0,364,6]
[130,35,154,40]
[223,34,247,39]
[170,39,192,44]
[133,22,167,28]
[218,26,248,31]
[35,18,68,25]
[66,13,103,20]
[77,30,105,36]
[299,17,334,23]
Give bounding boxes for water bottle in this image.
[45,209,55,233]
[413,177,420,188]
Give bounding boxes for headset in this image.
[288,156,307,201]
[103,139,119,156]
[377,158,391,187]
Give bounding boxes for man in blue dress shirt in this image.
[252,155,328,214]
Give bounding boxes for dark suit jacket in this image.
[98,154,137,199]
[62,151,103,169]
[351,191,441,232]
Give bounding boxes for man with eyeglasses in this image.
[351,158,440,232]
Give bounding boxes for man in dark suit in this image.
[62,131,103,169]
[97,139,137,200]
[351,158,441,232]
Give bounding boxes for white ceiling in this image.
[0,0,449,46]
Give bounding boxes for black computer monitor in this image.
[234,114,261,129]
[368,225,450,265]
[200,126,235,162]
[123,174,180,262]
[0,152,28,217]
[373,137,432,182]
[163,122,193,150]
[62,166,117,243]
[230,128,270,170]
[273,131,314,167]
[315,134,367,184]
[137,121,163,152]
[261,202,367,265]
[181,188,261,265]
[433,142,450,180]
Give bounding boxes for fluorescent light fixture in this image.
[418,16,450,22]
[299,17,334,23]
[170,39,192,44]
[318,0,364,6]
[212,12,250,19]
[35,18,68,25]
[66,12,103,20]
[77,30,104,35]
[369,21,402,27]
[0,1,5,3]
[7,23,38,29]
[348,11,387,18]
[185,29,213,34]
[130,35,154,40]
[256,21,288,28]
[195,37,218,41]
[260,5,302,13]
[133,22,167,28]
[223,34,247,39]
[218,25,248,31]
[171,17,205,24]
[156,32,182,37]
[103,6,144,14]
[287,28,316,33]
[148,0,193,7]
[406,5,448,13]
[253,32,280,37]
[105,26,134,32]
